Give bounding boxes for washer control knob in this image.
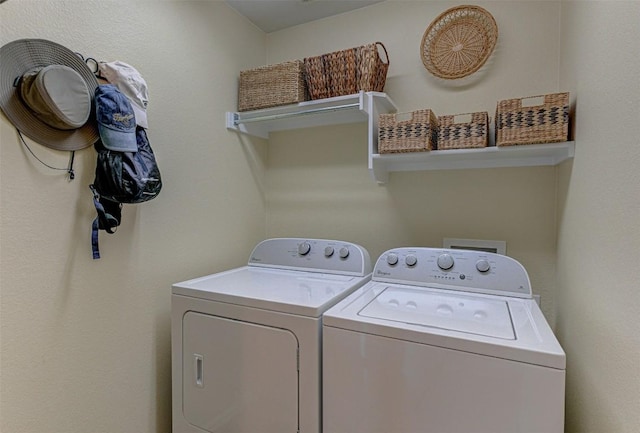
[476,259,491,273]
[339,247,350,259]
[298,242,311,256]
[405,254,418,267]
[324,246,334,257]
[386,253,399,266]
[437,253,454,270]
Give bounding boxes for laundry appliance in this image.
[323,247,566,433]
[171,238,372,433]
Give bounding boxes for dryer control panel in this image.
[373,248,531,298]
[248,238,372,276]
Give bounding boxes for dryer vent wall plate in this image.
[443,238,506,255]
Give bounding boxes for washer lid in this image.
[324,281,566,369]
[358,286,515,340]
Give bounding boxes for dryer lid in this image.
[173,266,370,317]
[358,286,515,340]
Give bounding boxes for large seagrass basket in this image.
[496,93,569,146]
[304,42,389,100]
[438,112,489,150]
[238,60,308,111]
[378,109,438,154]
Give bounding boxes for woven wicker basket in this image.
[421,5,498,80]
[238,60,308,111]
[496,93,569,146]
[438,112,489,150]
[378,109,438,154]
[304,42,389,100]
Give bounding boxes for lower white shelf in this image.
[370,141,575,184]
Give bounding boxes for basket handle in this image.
[520,95,547,108]
[452,113,473,124]
[375,42,389,66]
[394,111,416,122]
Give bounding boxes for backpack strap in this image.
[90,185,122,259]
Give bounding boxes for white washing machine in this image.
[171,238,372,433]
[323,247,566,433]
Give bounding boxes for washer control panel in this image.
[248,238,372,276]
[373,248,531,298]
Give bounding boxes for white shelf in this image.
[226,91,397,139]
[370,141,575,184]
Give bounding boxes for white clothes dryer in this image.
[171,238,372,433]
[323,247,566,433]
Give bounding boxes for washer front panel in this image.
[323,326,565,433]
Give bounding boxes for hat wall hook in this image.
[84,56,107,81]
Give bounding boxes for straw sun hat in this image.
[0,38,99,151]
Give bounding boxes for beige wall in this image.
[265,0,563,322]
[2,1,639,433]
[557,2,640,432]
[266,2,639,431]
[0,2,267,432]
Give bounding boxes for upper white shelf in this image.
[370,141,575,184]
[226,91,397,139]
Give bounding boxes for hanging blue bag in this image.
[90,85,161,259]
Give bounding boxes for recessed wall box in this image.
[443,238,506,255]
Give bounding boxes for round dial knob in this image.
[386,253,399,266]
[437,253,454,270]
[324,246,334,257]
[405,254,418,267]
[298,242,311,256]
[339,247,350,259]
[476,259,491,273]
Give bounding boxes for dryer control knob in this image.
[405,254,418,267]
[386,253,399,266]
[339,247,350,259]
[437,253,454,270]
[298,242,311,256]
[324,246,334,257]
[476,259,491,273]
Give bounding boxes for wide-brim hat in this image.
[0,38,99,151]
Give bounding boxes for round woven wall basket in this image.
[421,5,498,80]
